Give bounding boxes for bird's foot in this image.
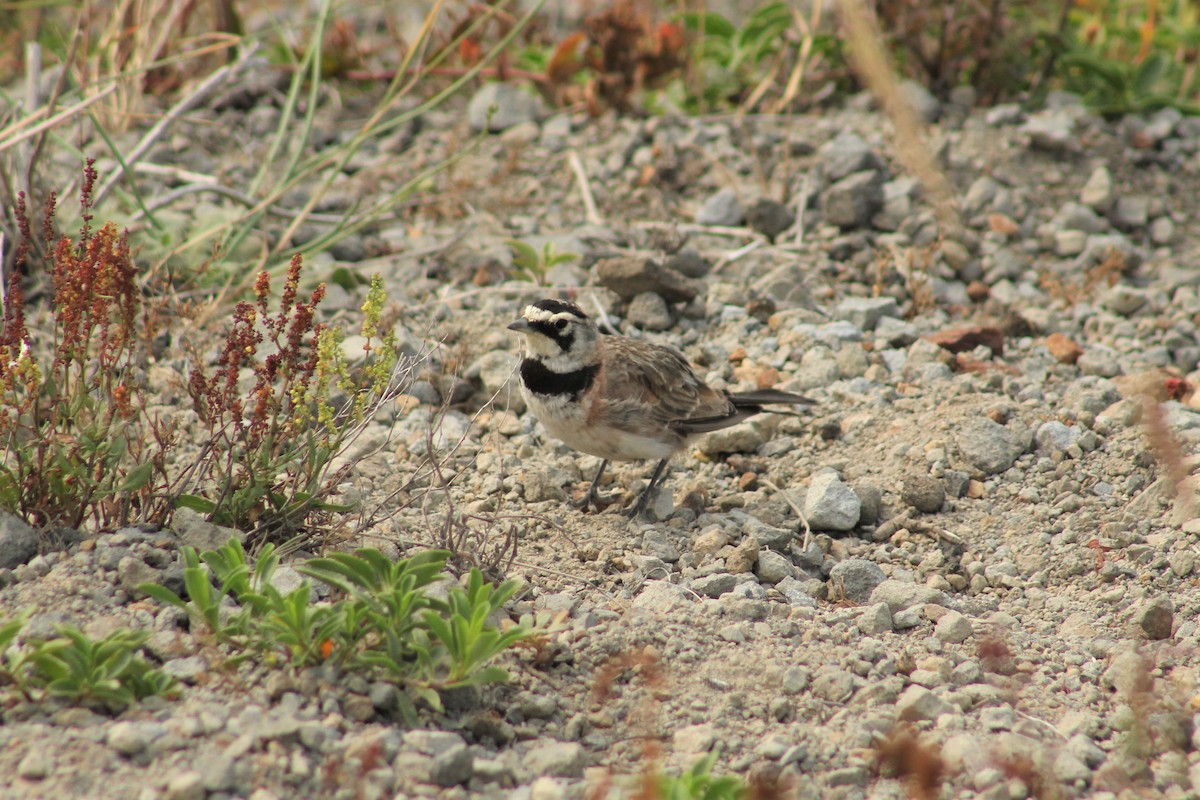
[576,489,620,513]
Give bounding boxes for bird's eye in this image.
[554,318,568,331]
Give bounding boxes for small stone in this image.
[870,580,947,613]
[1035,421,1080,456]
[1081,166,1114,210]
[957,418,1021,475]
[812,668,856,702]
[0,511,39,569]
[1113,196,1150,230]
[673,724,716,754]
[1137,601,1173,640]
[895,685,953,721]
[664,248,710,278]
[626,292,673,331]
[642,530,680,563]
[530,777,564,800]
[935,610,974,643]
[522,741,585,779]
[823,170,884,229]
[1101,651,1152,696]
[108,721,161,756]
[804,472,862,531]
[755,550,795,584]
[858,602,894,635]
[1077,347,1123,378]
[746,198,793,241]
[172,509,246,553]
[725,535,759,574]
[1022,109,1074,152]
[695,188,744,226]
[430,743,474,787]
[819,131,883,181]
[164,770,205,800]
[854,484,883,526]
[691,573,738,598]
[828,559,887,604]
[836,297,899,331]
[902,476,945,513]
[1045,333,1083,364]
[17,750,50,780]
[116,556,161,597]
[595,256,703,303]
[163,655,207,684]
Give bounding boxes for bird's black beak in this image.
[508,319,533,333]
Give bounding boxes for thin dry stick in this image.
[92,44,260,207]
[839,0,960,237]
[568,149,603,225]
[0,87,118,153]
[633,220,765,239]
[711,239,763,273]
[763,478,813,552]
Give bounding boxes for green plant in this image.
[506,239,578,284]
[140,538,535,717]
[1043,0,1200,115]
[0,164,170,529]
[177,261,412,545]
[654,754,746,800]
[0,617,177,713]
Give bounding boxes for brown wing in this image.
[598,336,736,432]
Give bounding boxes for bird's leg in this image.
[577,459,610,511]
[628,458,671,519]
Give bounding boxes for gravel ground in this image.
[4,68,1200,800]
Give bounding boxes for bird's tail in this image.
[729,389,817,408]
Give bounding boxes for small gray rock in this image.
[755,550,795,584]
[17,749,50,780]
[902,476,945,513]
[1022,110,1075,152]
[858,602,894,635]
[695,188,744,226]
[895,685,953,721]
[804,472,862,531]
[1137,601,1173,640]
[870,579,947,612]
[899,79,940,122]
[854,484,883,527]
[117,556,161,597]
[664,248,710,278]
[1113,196,1150,230]
[828,559,887,604]
[957,418,1021,475]
[1035,421,1080,456]
[163,656,208,684]
[1077,346,1123,378]
[0,511,38,569]
[1081,166,1114,210]
[173,507,244,553]
[164,770,205,800]
[595,256,703,303]
[626,292,673,331]
[108,721,164,756]
[819,131,883,181]
[522,741,585,779]
[935,610,974,643]
[691,573,738,598]
[746,198,793,241]
[836,297,899,331]
[467,83,545,132]
[823,170,884,229]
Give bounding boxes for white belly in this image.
[524,390,676,462]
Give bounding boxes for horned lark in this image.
[508,298,815,517]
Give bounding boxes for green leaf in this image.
[135,583,188,609]
[174,494,216,514]
[678,11,736,39]
[118,462,155,493]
